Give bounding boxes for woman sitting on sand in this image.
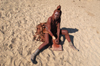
[31,5,77,61]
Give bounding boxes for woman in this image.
[31,5,77,61]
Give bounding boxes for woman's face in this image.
[54,12,60,20]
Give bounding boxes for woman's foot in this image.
[69,42,79,51]
[31,53,35,61]
[31,49,39,61]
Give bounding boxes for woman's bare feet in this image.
[69,42,79,51]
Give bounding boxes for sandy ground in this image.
[0,0,100,66]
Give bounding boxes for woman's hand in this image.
[52,36,59,44]
[55,38,59,44]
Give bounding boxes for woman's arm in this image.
[47,17,56,39]
[56,18,61,43]
[57,22,60,40]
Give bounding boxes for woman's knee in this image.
[65,30,68,34]
[44,40,49,45]
[62,30,68,35]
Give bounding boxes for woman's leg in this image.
[31,33,49,60]
[60,29,71,42]
[60,29,77,50]
[38,33,49,50]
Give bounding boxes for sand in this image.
[0,0,100,66]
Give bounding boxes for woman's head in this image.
[52,5,62,20]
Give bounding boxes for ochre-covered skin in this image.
[38,5,71,50]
